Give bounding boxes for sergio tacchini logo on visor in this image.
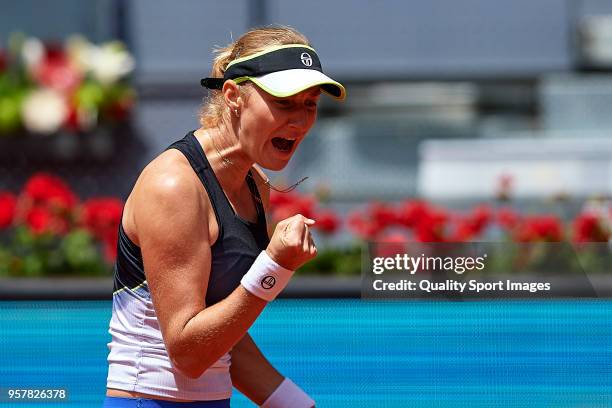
[300,52,313,67]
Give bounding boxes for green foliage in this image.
[0,74,27,134]
[74,80,106,110]
[298,244,363,276]
[0,227,109,277]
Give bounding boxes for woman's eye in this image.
[275,99,291,107]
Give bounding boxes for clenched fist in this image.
[266,214,317,270]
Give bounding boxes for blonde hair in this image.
[199,25,310,128]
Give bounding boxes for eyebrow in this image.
[304,89,321,99]
[270,90,321,101]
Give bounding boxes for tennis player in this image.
[103,25,345,407]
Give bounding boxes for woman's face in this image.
[238,84,320,171]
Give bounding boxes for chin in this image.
[261,160,289,171]
[257,148,295,171]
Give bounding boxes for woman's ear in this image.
[222,81,241,114]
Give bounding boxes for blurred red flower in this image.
[23,173,78,210]
[313,209,340,235]
[0,50,6,73]
[64,104,81,132]
[368,202,397,230]
[105,97,134,122]
[103,241,118,262]
[33,44,82,93]
[451,205,492,241]
[452,222,477,242]
[25,206,53,234]
[374,231,409,258]
[347,202,398,241]
[0,192,17,229]
[81,198,123,236]
[2,172,127,268]
[469,205,492,231]
[497,207,521,230]
[269,190,295,208]
[81,198,123,261]
[347,211,383,240]
[270,191,316,223]
[81,197,123,262]
[396,200,428,228]
[349,200,451,242]
[414,207,448,242]
[514,215,564,242]
[25,205,71,235]
[573,212,609,242]
[18,173,77,235]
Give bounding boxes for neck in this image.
[193,126,252,196]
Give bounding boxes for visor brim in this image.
[239,69,346,100]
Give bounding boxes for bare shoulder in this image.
[130,149,208,240]
[250,164,271,212]
[140,149,199,194]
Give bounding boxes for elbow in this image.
[171,356,205,379]
[168,344,216,379]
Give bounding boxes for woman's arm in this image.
[230,333,284,405]
[135,164,267,378]
[132,155,315,379]
[238,166,316,407]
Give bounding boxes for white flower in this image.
[66,35,92,74]
[88,42,135,85]
[21,37,44,71]
[21,88,68,135]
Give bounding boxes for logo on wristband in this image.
[261,276,276,289]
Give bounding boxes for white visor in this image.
[244,69,346,100]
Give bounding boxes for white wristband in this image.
[240,251,294,302]
[261,378,315,408]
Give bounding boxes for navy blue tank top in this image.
[113,131,269,306]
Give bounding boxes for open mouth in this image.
[271,137,296,153]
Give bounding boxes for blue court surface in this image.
[0,299,611,407]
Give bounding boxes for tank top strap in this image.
[166,131,235,231]
[246,171,267,227]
